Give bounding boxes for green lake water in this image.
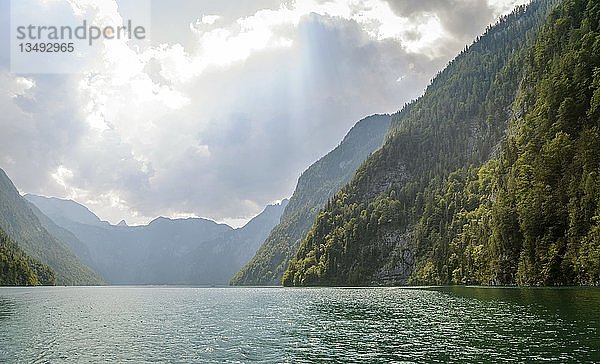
[0,286,598,362]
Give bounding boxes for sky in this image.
[0,0,529,227]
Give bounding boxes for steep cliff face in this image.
[283,0,582,286]
[231,114,391,285]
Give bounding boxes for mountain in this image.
[24,195,104,226]
[283,0,594,286]
[456,0,600,285]
[0,169,104,285]
[26,200,96,266]
[26,195,288,285]
[181,200,289,284]
[0,227,55,286]
[231,114,391,285]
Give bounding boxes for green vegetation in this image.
[0,228,55,286]
[284,0,600,287]
[413,0,600,286]
[0,169,104,285]
[231,115,391,285]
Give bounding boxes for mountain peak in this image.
[23,194,103,227]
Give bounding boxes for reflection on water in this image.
[0,286,597,363]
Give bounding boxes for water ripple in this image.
[0,286,598,362]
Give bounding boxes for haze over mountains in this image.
[26,194,288,285]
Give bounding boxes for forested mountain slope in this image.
[0,228,55,286]
[284,0,598,286]
[0,169,103,285]
[231,114,391,285]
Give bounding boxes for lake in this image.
[0,286,598,362]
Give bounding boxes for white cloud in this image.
[199,14,220,25]
[11,77,36,97]
[0,0,533,226]
[51,165,74,191]
[488,0,531,15]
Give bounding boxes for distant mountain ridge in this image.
[25,195,104,226]
[26,194,288,285]
[231,114,391,285]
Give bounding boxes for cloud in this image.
[0,0,530,227]
[122,14,441,223]
[383,0,531,56]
